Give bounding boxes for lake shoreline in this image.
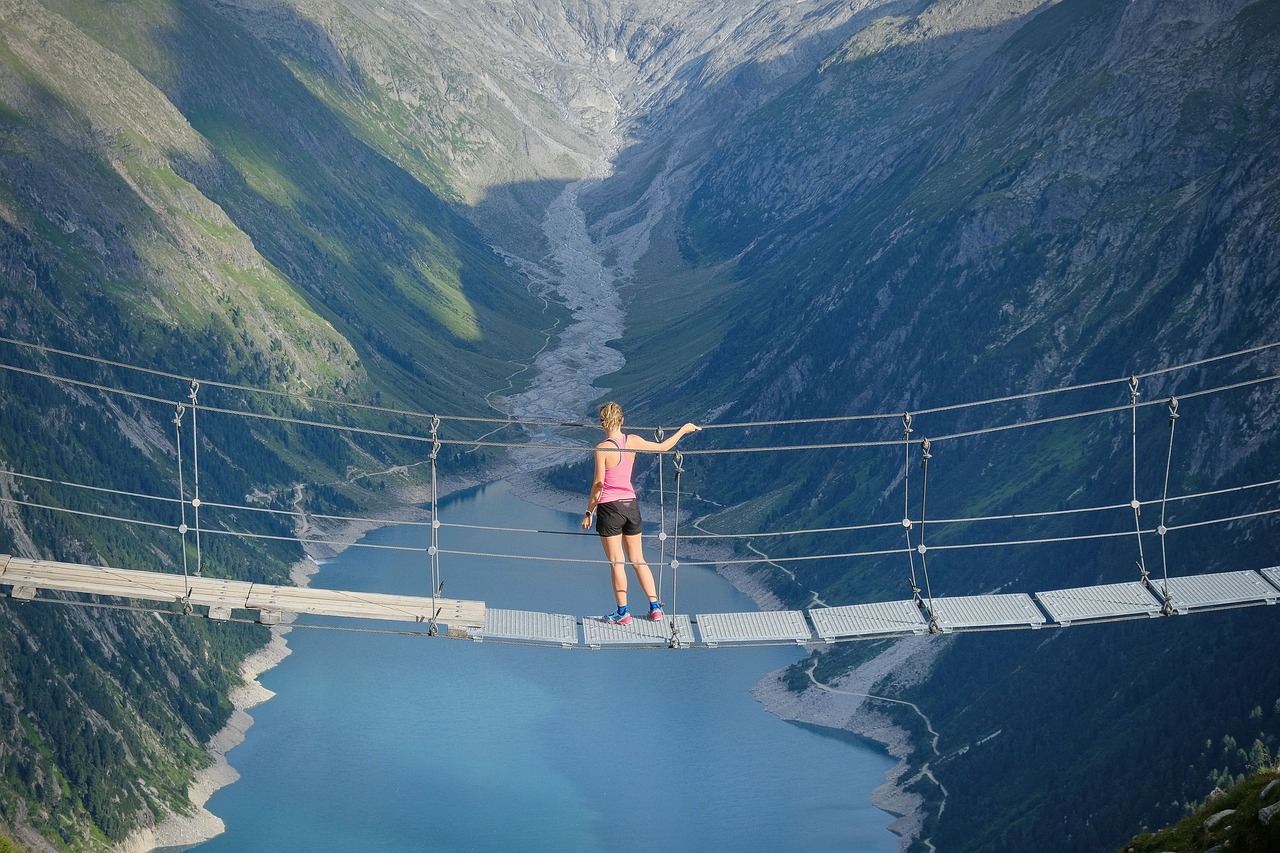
[123,469,929,853]
[119,476,479,853]
[506,472,935,852]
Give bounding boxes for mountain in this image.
[0,0,564,847]
[579,0,1280,850]
[1,0,1277,851]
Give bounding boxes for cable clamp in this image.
[189,379,200,403]
[1167,396,1180,421]
[901,412,913,438]
[1128,375,1139,404]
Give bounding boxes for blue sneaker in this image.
[602,610,632,625]
[648,605,664,621]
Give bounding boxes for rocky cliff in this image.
[1,0,1277,850]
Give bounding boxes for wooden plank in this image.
[243,584,485,628]
[2,557,194,604]
[0,555,485,628]
[182,575,254,609]
[208,605,234,621]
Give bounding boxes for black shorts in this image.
[595,499,642,537]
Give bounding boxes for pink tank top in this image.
[598,435,636,503]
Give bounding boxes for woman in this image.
[582,402,700,624]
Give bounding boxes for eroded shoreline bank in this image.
[119,484,454,853]
[123,472,933,853]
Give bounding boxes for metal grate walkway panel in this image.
[1261,567,1280,592]
[477,609,578,646]
[4,553,1275,648]
[1154,570,1279,613]
[696,610,812,645]
[808,599,929,640]
[929,593,1046,632]
[583,614,694,647]
[1035,581,1163,625]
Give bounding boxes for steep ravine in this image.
[497,175,940,853]
[505,181,627,452]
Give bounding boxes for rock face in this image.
[2,1,1278,852]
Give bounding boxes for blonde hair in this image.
[598,401,624,432]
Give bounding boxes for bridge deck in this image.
[1035,581,1163,625]
[2,555,1276,648]
[0,556,485,628]
[1153,569,1280,613]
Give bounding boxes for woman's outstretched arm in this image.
[627,422,700,452]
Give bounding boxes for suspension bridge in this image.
[0,337,1277,649]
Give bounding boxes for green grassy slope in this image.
[0,1,560,847]
[593,1,1280,851]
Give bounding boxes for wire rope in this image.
[173,404,192,590]
[1154,397,1180,611]
[900,414,922,601]
[1125,377,1149,585]
[668,450,685,647]
[428,417,442,635]
[187,382,205,577]
[916,438,938,631]
[10,487,1271,569]
[3,335,1279,632]
[655,428,668,602]
[0,335,1276,443]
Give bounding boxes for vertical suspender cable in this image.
[173,402,193,611]
[917,437,939,633]
[668,449,685,648]
[1128,376,1149,584]
[1155,396,1180,614]
[654,426,667,603]
[428,416,442,635]
[900,413,922,603]
[188,380,204,577]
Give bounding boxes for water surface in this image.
[192,481,897,852]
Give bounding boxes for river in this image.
[185,479,898,852]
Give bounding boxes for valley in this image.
[1,0,1278,851]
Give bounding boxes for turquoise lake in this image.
[188,480,897,852]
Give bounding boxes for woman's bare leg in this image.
[622,532,659,602]
[601,534,629,607]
